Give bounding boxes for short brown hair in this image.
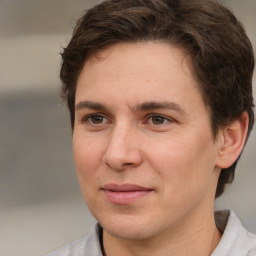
[60,0,255,198]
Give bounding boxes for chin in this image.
[104,225,154,241]
[98,213,158,240]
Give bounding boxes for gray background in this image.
[0,1,255,256]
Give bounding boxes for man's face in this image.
[73,42,221,240]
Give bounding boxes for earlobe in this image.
[216,112,249,169]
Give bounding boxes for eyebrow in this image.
[75,100,185,114]
[135,101,185,114]
[75,101,109,112]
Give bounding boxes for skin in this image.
[73,42,247,256]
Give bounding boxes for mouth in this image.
[101,184,153,204]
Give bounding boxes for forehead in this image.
[76,42,206,113]
[83,42,192,78]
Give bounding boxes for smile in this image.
[101,184,153,204]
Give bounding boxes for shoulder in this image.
[45,223,103,256]
[213,210,256,256]
[45,236,87,256]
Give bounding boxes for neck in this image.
[102,210,222,256]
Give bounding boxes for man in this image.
[47,0,256,255]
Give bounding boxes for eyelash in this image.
[81,113,174,127]
[146,114,173,125]
[82,113,109,125]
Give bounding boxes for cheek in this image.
[73,134,106,203]
[73,133,105,179]
[146,133,217,192]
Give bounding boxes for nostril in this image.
[104,161,133,171]
[122,163,133,167]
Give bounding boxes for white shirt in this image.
[46,210,256,256]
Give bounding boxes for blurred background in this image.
[0,0,255,255]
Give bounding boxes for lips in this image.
[101,184,153,204]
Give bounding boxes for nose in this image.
[102,125,143,171]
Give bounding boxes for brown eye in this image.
[85,115,107,124]
[91,115,104,124]
[150,115,168,125]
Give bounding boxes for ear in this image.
[215,112,249,169]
